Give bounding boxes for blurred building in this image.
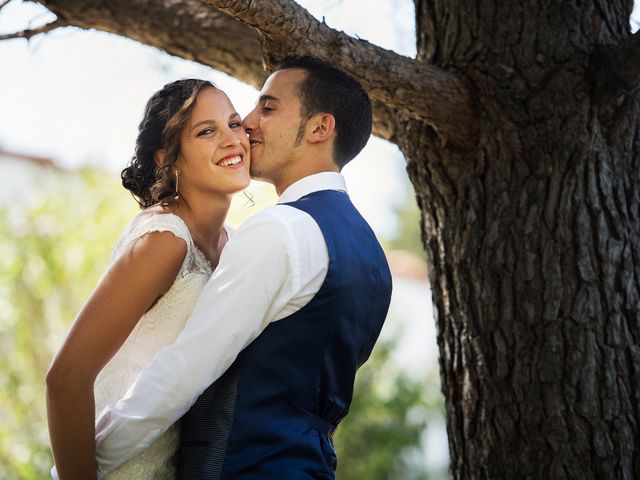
[0,147,64,205]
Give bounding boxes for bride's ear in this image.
[153,149,167,168]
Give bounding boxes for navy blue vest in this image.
[178,190,392,479]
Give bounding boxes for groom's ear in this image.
[153,149,167,167]
[306,113,335,145]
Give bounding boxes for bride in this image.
[46,79,250,479]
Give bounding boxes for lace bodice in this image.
[94,213,216,479]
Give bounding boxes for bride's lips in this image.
[215,153,245,169]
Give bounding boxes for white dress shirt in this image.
[93,172,345,477]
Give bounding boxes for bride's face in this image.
[175,88,250,196]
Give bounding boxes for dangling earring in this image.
[174,170,180,200]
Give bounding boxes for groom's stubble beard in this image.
[248,159,265,181]
[250,127,304,184]
[294,116,309,146]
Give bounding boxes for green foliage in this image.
[387,186,426,261]
[334,177,449,480]
[333,340,442,480]
[0,168,136,479]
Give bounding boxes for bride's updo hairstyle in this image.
[121,79,216,208]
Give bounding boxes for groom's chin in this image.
[249,171,270,184]
[249,167,265,181]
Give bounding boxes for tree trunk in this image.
[12,0,640,477]
[402,1,640,478]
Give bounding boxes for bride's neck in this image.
[175,191,231,253]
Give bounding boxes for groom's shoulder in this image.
[245,203,316,227]
[233,204,320,243]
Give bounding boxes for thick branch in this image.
[206,0,477,149]
[0,18,67,41]
[31,0,403,142]
[600,31,640,91]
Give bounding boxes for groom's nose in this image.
[243,107,258,133]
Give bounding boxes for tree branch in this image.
[206,0,477,149]
[30,0,409,143]
[0,18,67,41]
[600,31,640,91]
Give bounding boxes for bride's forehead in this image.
[192,89,235,116]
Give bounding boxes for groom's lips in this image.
[249,138,262,148]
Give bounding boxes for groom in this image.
[94,56,392,479]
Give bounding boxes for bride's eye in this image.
[197,128,214,136]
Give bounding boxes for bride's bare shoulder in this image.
[128,204,181,230]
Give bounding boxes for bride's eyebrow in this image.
[190,119,216,132]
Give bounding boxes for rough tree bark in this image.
[406,2,640,478]
[7,0,640,478]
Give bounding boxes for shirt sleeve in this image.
[94,209,302,477]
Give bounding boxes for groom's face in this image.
[243,68,308,184]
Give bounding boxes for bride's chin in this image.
[228,176,251,192]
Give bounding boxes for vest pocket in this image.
[319,433,338,471]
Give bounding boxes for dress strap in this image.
[110,213,195,276]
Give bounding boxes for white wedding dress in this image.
[93,213,216,479]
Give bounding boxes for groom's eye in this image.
[229,121,242,129]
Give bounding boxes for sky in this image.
[0,0,417,239]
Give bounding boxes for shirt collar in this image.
[277,172,348,204]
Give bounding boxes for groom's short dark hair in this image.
[276,56,372,169]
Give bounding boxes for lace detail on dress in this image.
[109,213,212,278]
[95,213,215,479]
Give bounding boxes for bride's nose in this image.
[220,127,241,147]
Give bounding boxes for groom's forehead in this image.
[261,68,308,99]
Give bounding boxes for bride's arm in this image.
[46,231,187,480]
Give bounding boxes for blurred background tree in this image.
[330,186,448,480]
[333,340,444,480]
[387,187,426,262]
[0,168,135,479]
[0,166,446,479]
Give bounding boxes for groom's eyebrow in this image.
[259,94,279,103]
